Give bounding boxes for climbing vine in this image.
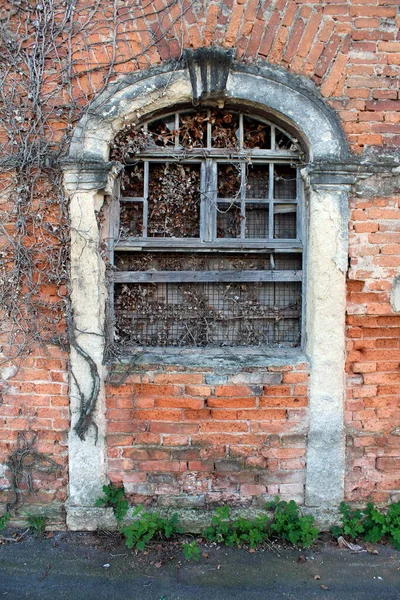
[0,0,194,452]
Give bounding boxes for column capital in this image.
[61,158,122,193]
[302,162,358,191]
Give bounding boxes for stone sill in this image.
[110,346,309,371]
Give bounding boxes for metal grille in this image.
[115,281,301,347]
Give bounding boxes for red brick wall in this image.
[106,363,309,506]
[0,347,68,512]
[0,1,399,515]
[346,195,400,504]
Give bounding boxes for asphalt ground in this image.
[0,531,399,600]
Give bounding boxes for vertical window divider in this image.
[240,161,246,239]
[271,125,276,151]
[143,160,149,238]
[239,113,244,149]
[296,165,301,242]
[268,162,274,240]
[207,109,212,148]
[174,112,180,148]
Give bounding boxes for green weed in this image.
[26,514,47,536]
[95,483,129,525]
[121,505,181,551]
[0,513,10,532]
[203,506,269,549]
[182,540,201,561]
[266,497,319,548]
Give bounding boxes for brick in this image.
[150,422,198,434]
[135,384,182,396]
[134,409,182,421]
[376,458,399,471]
[260,396,307,408]
[236,409,287,421]
[185,385,211,396]
[155,397,204,409]
[240,484,266,495]
[207,397,255,408]
[282,372,309,383]
[263,385,291,396]
[139,461,188,472]
[214,385,254,397]
[200,421,248,433]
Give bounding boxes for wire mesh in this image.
[274,205,297,239]
[247,164,269,199]
[245,203,269,238]
[274,165,297,199]
[115,280,301,347]
[217,202,241,238]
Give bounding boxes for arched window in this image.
[106,109,304,348]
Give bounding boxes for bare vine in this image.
[0,0,192,442]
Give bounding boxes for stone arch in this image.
[69,49,348,164]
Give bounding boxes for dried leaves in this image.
[147,163,200,238]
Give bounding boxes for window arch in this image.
[106,108,304,348]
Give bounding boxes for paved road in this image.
[0,532,399,599]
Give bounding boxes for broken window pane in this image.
[274,165,297,199]
[179,111,208,148]
[148,116,176,146]
[274,204,297,239]
[243,116,271,149]
[148,163,200,237]
[211,111,240,148]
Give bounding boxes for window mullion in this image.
[240,161,246,239]
[269,162,274,239]
[143,160,149,238]
[201,159,217,242]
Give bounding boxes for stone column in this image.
[303,167,353,516]
[63,161,118,529]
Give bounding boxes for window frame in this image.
[105,108,305,349]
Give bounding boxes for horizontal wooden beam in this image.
[113,270,302,283]
[114,240,302,251]
[124,149,299,161]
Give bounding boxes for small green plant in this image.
[95,483,129,525]
[266,498,319,548]
[331,501,400,550]
[182,540,201,561]
[203,506,269,549]
[330,501,365,539]
[121,505,181,551]
[0,513,10,532]
[26,514,47,537]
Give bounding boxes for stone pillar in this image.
[63,162,118,529]
[303,167,353,514]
